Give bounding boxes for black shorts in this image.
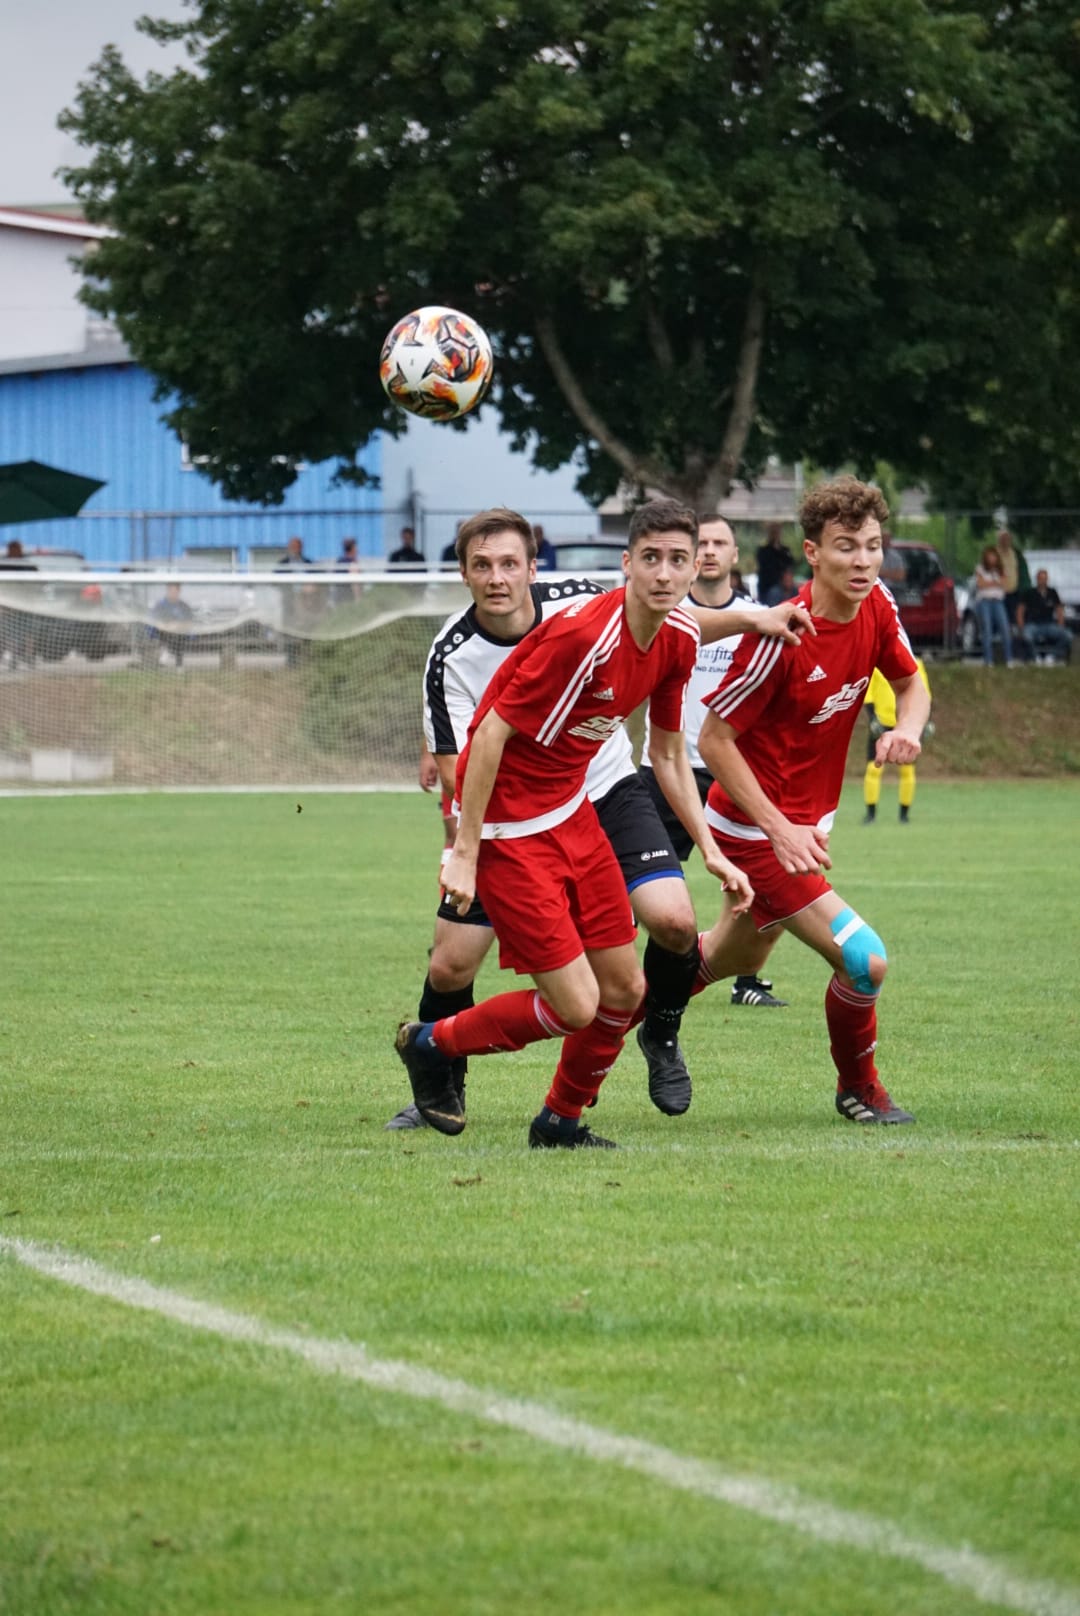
[435,773,684,928]
[638,764,712,863]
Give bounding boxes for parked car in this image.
[960,547,1080,657]
[880,539,959,651]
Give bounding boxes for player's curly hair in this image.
[627,498,698,549]
[455,508,537,567]
[799,477,889,543]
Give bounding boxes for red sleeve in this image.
[646,619,699,733]
[873,591,920,683]
[701,632,789,736]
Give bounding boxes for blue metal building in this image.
[0,354,385,566]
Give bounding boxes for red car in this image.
[881,539,959,650]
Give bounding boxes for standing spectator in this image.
[973,543,1014,666]
[439,522,464,570]
[533,523,558,571]
[755,521,794,603]
[334,536,363,604]
[1016,569,1073,664]
[0,539,38,667]
[762,564,798,607]
[996,529,1029,625]
[389,525,426,570]
[275,535,317,665]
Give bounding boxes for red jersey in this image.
[456,588,698,835]
[703,580,918,835]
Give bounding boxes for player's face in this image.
[462,531,537,623]
[623,530,698,615]
[695,520,737,584]
[805,516,883,615]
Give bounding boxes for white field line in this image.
[3,1237,1077,1616]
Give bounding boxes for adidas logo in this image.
[593,686,615,701]
[807,664,827,682]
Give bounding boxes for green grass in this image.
[1,784,1078,1616]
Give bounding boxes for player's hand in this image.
[875,727,922,767]
[419,754,440,792]
[441,849,478,917]
[757,600,816,645]
[770,819,832,874]
[701,847,754,915]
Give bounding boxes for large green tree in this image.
[60,0,1080,509]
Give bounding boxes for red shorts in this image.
[476,799,636,975]
[712,832,832,932]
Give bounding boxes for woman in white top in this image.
[973,544,1014,666]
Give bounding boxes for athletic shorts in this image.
[637,764,712,863]
[710,829,832,932]
[475,798,636,975]
[436,772,684,927]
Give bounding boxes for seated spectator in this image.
[141,581,194,669]
[1017,569,1072,664]
[388,525,426,570]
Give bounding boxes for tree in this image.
[60,0,1080,509]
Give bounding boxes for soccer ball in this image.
[379,305,493,422]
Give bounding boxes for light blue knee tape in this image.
[830,907,886,995]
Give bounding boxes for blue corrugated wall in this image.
[0,364,385,565]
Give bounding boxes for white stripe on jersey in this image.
[535,597,625,748]
[666,605,701,645]
[708,634,785,721]
[874,579,915,656]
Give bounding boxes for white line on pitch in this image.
[3,1236,1077,1616]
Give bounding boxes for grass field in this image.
[2,782,1078,1616]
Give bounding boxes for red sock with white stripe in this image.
[430,990,572,1059]
[825,975,881,1097]
[544,1004,635,1119]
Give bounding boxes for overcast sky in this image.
[3,0,190,206]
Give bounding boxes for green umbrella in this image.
[0,460,105,525]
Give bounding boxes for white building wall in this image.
[0,215,107,360]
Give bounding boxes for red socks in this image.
[431,989,572,1058]
[545,1004,634,1119]
[826,975,880,1094]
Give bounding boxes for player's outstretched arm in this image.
[875,672,931,766]
[442,710,515,916]
[698,712,832,874]
[689,599,815,647]
[648,726,754,913]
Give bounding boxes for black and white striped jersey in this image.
[423,578,637,800]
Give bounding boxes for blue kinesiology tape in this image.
[829,906,886,995]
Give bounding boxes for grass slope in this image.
[1,784,1078,1615]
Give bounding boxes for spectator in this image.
[755,521,794,603]
[275,535,317,665]
[533,523,558,572]
[996,529,1029,624]
[334,536,363,604]
[762,564,798,607]
[389,525,426,570]
[0,539,38,668]
[1016,568,1072,664]
[439,522,465,571]
[147,581,195,670]
[973,543,1014,666]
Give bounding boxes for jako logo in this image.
[568,715,626,741]
[809,678,869,724]
[640,850,669,861]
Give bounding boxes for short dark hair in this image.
[626,498,698,550]
[455,507,537,567]
[799,476,889,544]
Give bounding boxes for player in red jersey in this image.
[695,476,931,1124]
[395,499,759,1150]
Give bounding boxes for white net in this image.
[0,568,483,790]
